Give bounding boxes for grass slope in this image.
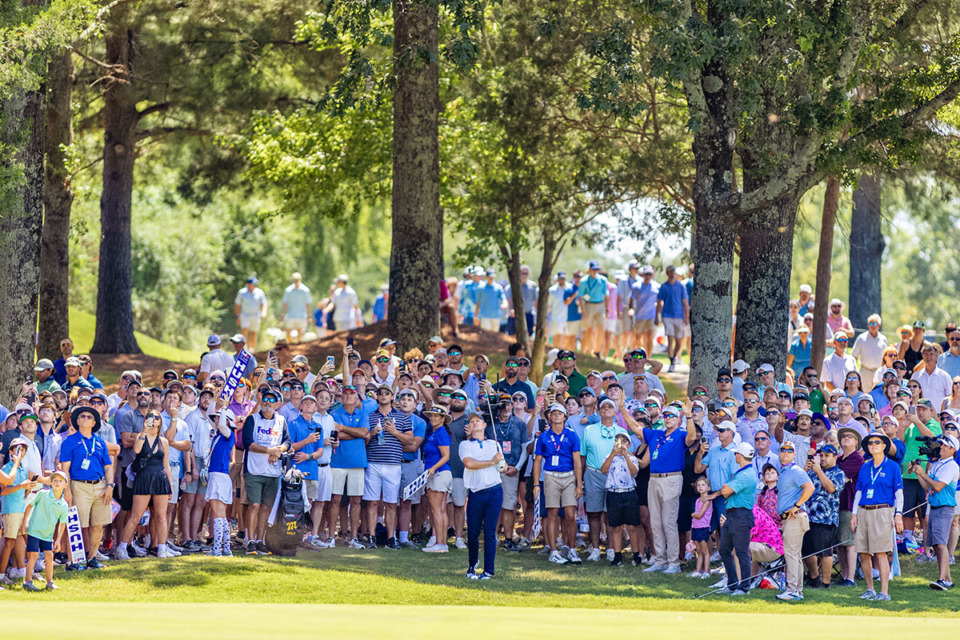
[69,307,203,364]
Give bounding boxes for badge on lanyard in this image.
[551,455,559,467]
[502,441,512,455]
[865,489,874,499]
[81,459,90,470]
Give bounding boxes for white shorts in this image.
[401,460,424,505]
[549,320,566,336]
[314,465,333,502]
[331,467,365,497]
[284,318,308,332]
[662,317,688,338]
[478,318,500,332]
[205,472,233,505]
[170,475,180,505]
[562,321,581,337]
[605,318,618,333]
[362,463,402,504]
[427,470,452,493]
[448,477,468,507]
[240,314,262,332]
[500,472,520,510]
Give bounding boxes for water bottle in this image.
[377,419,384,445]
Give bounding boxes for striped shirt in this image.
[366,409,412,465]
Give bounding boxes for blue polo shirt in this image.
[928,458,959,508]
[288,415,321,478]
[777,463,814,514]
[535,427,580,473]
[423,427,452,472]
[644,427,688,474]
[402,414,427,462]
[855,457,903,508]
[564,284,581,322]
[725,465,758,509]
[578,274,608,303]
[703,442,738,492]
[59,432,111,482]
[330,404,372,469]
[0,463,29,514]
[657,280,688,318]
[789,337,812,372]
[476,281,505,320]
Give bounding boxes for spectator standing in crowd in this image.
[234,276,267,350]
[851,314,888,384]
[826,299,854,337]
[775,441,815,601]
[20,470,69,591]
[199,334,235,385]
[835,427,863,586]
[52,338,74,386]
[33,359,60,394]
[533,403,584,565]
[241,388,291,555]
[655,265,690,373]
[563,272,582,352]
[601,432,642,566]
[476,269,507,333]
[547,272,568,346]
[327,274,362,330]
[821,331,857,391]
[898,321,927,375]
[788,326,812,376]
[372,284,389,323]
[802,443,845,588]
[578,261,609,357]
[716,442,759,595]
[630,265,659,357]
[913,343,952,410]
[581,399,628,559]
[911,434,958,590]
[364,386,413,549]
[936,327,960,380]
[616,262,641,358]
[280,272,312,344]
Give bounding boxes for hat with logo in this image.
[547,403,568,416]
[34,359,54,372]
[736,443,755,459]
[731,359,750,374]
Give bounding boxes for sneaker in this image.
[730,590,749,596]
[65,563,87,572]
[255,541,271,555]
[222,547,234,557]
[872,593,891,601]
[610,556,623,567]
[0,575,13,586]
[455,537,467,550]
[915,553,934,563]
[643,563,666,573]
[422,544,439,553]
[859,589,877,600]
[662,565,681,575]
[466,570,479,580]
[87,557,105,569]
[711,578,728,589]
[53,552,68,566]
[710,551,721,563]
[632,554,644,567]
[835,578,856,587]
[689,571,704,578]
[776,590,803,601]
[806,576,823,589]
[246,541,258,555]
[385,537,401,550]
[567,549,582,565]
[586,548,602,562]
[548,550,569,565]
[147,547,159,558]
[929,579,954,591]
[130,543,147,558]
[349,538,365,550]
[606,548,615,562]
[477,572,493,580]
[46,582,60,590]
[363,536,377,549]
[516,537,531,550]
[205,550,222,557]
[157,546,177,559]
[426,536,437,548]
[537,546,551,556]
[435,544,449,553]
[96,551,110,562]
[22,582,42,592]
[168,542,185,553]
[400,540,419,550]
[11,567,25,579]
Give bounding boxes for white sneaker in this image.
[427,536,437,548]
[349,538,365,549]
[689,571,703,578]
[710,551,721,563]
[34,556,45,571]
[113,546,131,560]
[567,549,582,564]
[130,543,147,558]
[157,546,177,559]
[548,550,569,565]
[422,544,441,553]
[643,563,666,573]
[662,565,681,575]
[455,537,467,550]
[96,552,109,562]
[587,548,602,562]
[435,544,449,553]
[711,578,728,589]
[606,548,615,562]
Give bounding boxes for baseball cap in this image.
[556,271,566,280]
[757,363,775,374]
[34,358,54,372]
[661,406,680,418]
[717,367,732,379]
[547,403,568,415]
[779,441,796,452]
[917,398,934,409]
[795,325,810,334]
[578,387,597,397]
[837,397,854,408]
[799,284,812,294]
[628,260,640,269]
[588,260,600,270]
[715,421,735,432]
[379,338,397,347]
[64,357,81,367]
[599,398,617,410]
[229,334,245,344]
[485,268,496,276]
[818,443,839,455]
[545,348,560,366]
[396,389,418,400]
[797,409,813,417]
[246,276,258,284]
[641,265,654,275]
[207,334,221,346]
[736,443,755,459]
[939,435,960,450]
[428,336,443,345]
[731,359,750,374]
[50,470,68,483]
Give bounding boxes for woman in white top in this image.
[459,413,504,580]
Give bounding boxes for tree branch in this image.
[137,102,172,119]
[136,126,212,141]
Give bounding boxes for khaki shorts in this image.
[71,480,112,528]
[662,317,688,338]
[854,507,895,554]
[562,321,580,337]
[331,467,365,497]
[2,512,24,539]
[581,302,605,329]
[544,472,576,509]
[426,470,452,494]
[749,541,781,564]
[838,510,854,545]
[500,472,520,510]
[634,318,656,333]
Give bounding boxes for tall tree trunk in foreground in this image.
[529,233,557,383]
[387,0,441,352]
[0,88,46,405]
[92,8,142,354]
[39,49,74,359]
[848,172,883,333]
[810,177,840,373]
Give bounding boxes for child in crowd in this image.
[690,476,713,578]
[21,471,69,591]
[757,464,779,522]
[0,438,35,586]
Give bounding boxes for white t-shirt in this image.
[332,286,359,322]
[851,332,888,371]
[200,349,235,375]
[459,439,502,491]
[820,352,857,389]
[235,287,267,316]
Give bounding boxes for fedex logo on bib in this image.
[256,425,278,439]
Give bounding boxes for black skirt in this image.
[133,470,172,496]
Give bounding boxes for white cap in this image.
[940,435,960,450]
[799,284,812,294]
[545,348,560,366]
[207,334,221,346]
[757,363,775,374]
[715,420,736,432]
[736,443,755,459]
[731,359,750,374]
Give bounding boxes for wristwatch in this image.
[107,482,116,487]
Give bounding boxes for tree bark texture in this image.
[387,0,441,353]
[39,49,74,360]
[811,176,840,373]
[0,88,46,405]
[529,233,557,384]
[734,193,801,379]
[503,239,530,354]
[848,172,883,333]
[92,10,142,354]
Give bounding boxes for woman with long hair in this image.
[942,376,960,412]
[421,406,453,553]
[115,410,174,559]
[872,347,900,386]
[898,323,926,376]
[843,371,866,406]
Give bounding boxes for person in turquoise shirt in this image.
[0,438,34,585]
[715,443,759,594]
[581,399,628,560]
[21,471,69,591]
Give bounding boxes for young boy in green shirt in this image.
[0,438,35,586]
[21,471,69,591]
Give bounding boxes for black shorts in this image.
[524,477,535,504]
[802,521,838,557]
[901,478,927,518]
[677,495,696,533]
[606,490,641,528]
[117,468,134,511]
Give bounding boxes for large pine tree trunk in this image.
[39,49,74,360]
[811,177,840,372]
[92,12,141,354]
[848,172,883,332]
[503,238,531,353]
[0,88,46,405]
[529,233,557,383]
[387,0,441,353]
[734,194,801,378]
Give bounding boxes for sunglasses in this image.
[692,407,703,413]
[506,363,519,368]
[438,392,452,398]
[835,338,848,343]
[908,385,920,390]
[755,436,769,442]
[603,376,617,382]
[136,391,151,397]
[163,374,177,380]
[866,440,883,447]
[768,410,781,415]
[449,351,462,356]
[210,377,225,383]
[717,377,732,383]
[262,398,278,404]
[183,374,197,380]
[560,357,575,361]
[693,390,707,396]
[90,399,105,406]
[780,447,796,453]
[376,358,389,363]
[121,376,135,382]
[630,354,644,359]
[407,358,420,363]
[281,386,291,391]
[722,401,736,408]
[376,389,393,395]
[845,376,858,381]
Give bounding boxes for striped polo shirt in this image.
[366,409,412,465]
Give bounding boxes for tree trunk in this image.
[387,0,441,353]
[92,11,141,354]
[848,172,883,332]
[503,241,530,353]
[39,49,74,360]
[0,88,46,405]
[529,233,557,384]
[811,176,840,371]
[734,194,801,378]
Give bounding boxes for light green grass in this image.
[4,547,954,618]
[7,602,960,639]
[69,307,203,363]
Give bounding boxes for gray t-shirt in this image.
[117,408,148,467]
